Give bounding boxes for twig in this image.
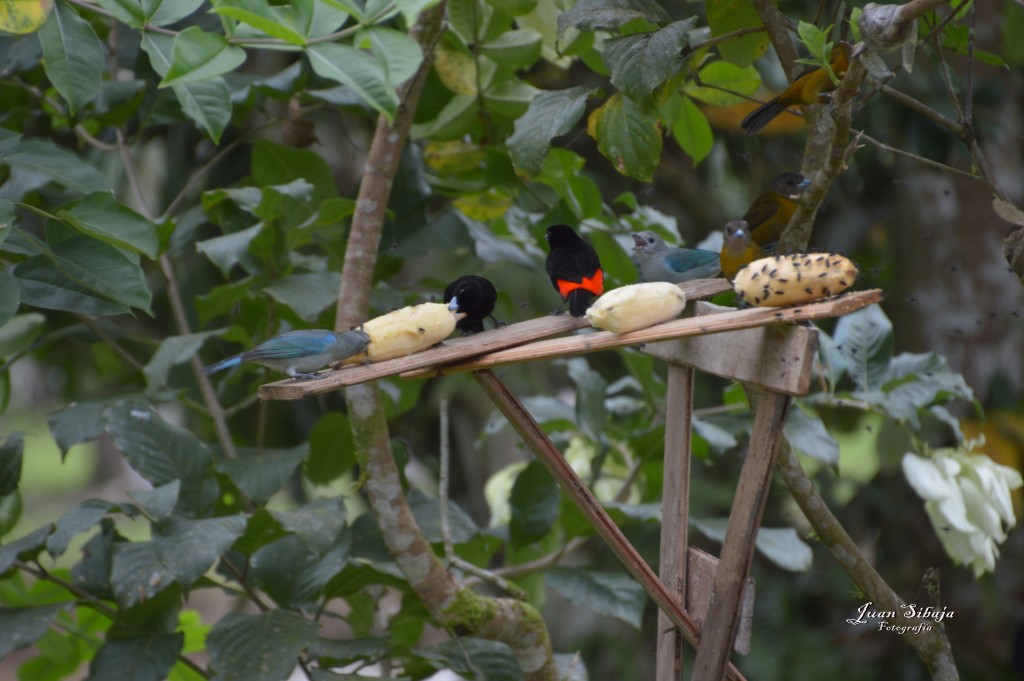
[854,130,980,179]
[439,399,455,562]
[749,0,800,76]
[689,25,767,52]
[76,316,145,372]
[879,84,962,135]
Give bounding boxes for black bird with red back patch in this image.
[444,275,499,335]
[545,224,604,317]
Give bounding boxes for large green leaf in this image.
[252,140,338,204]
[558,0,671,39]
[567,357,607,444]
[0,270,19,328]
[17,233,152,314]
[507,86,592,178]
[306,412,356,484]
[46,499,114,559]
[0,604,72,658]
[48,400,111,457]
[15,255,131,315]
[141,33,232,143]
[665,92,712,165]
[692,518,813,571]
[213,0,311,46]
[58,192,159,258]
[0,312,45,357]
[195,223,262,278]
[144,330,223,398]
[685,61,761,106]
[409,638,522,681]
[103,400,220,517]
[152,515,247,586]
[161,26,248,87]
[269,498,347,554]
[481,28,542,69]
[93,0,146,26]
[0,138,108,195]
[0,432,23,496]
[306,43,397,119]
[362,26,423,87]
[393,0,444,24]
[215,445,307,506]
[86,634,184,681]
[207,611,319,681]
[602,19,694,102]
[587,92,662,181]
[147,0,206,27]
[829,303,893,391]
[509,460,559,547]
[261,272,341,322]
[545,568,646,628]
[784,406,839,464]
[706,0,769,67]
[38,2,103,113]
[0,524,52,574]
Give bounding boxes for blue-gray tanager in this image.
[631,231,721,283]
[203,329,371,380]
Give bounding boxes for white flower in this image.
[902,438,1023,577]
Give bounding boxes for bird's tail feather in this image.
[203,354,242,375]
[568,290,594,317]
[741,99,789,134]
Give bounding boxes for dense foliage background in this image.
[1,0,1023,679]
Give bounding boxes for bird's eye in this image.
[647,238,655,244]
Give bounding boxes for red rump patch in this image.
[556,270,604,299]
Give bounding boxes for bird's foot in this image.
[490,316,508,328]
[291,371,322,381]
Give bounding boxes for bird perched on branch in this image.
[545,224,604,317]
[203,328,371,380]
[740,43,851,135]
[742,172,811,248]
[631,231,721,283]
[444,275,499,334]
[720,220,764,280]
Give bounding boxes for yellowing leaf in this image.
[454,190,513,221]
[424,140,486,175]
[434,43,477,95]
[0,0,53,35]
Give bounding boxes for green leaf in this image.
[270,498,346,554]
[481,28,543,69]
[410,638,522,681]
[602,19,694,102]
[252,140,338,204]
[0,138,108,194]
[144,330,223,398]
[93,0,146,27]
[215,445,307,506]
[58,192,159,258]
[392,0,444,25]
[665,93,712,165]
[693,518,812,571]
[103,400,220,518]
[306,412,356,484]
[161,27,248,87]
[18,233,152,314]
[509,460,559,547]
[507,86,592,178]
[482,0,536,15]
[128,480,180,520]
[707,0,768,67]
[260,272,340,322]
[408,489,479,545]
[0,270,19,328]
[587,92,662,181]
[306,43,397,119]
[196,224,262,278]
[0,604,71,658]
[152,515,247,586]
[831,303,893,391]
[685,61,761,106]
[147,0,206,26]
[38,2,103,113]
[46,499,113,559]
[0,198,14,245]
[15,255,131,316]
[409,93,478,141]
[207,611,320,681]
[362,26,423,87]
[784,406,839,464]
[0,432,24,495]
[567,357,607,443]
[0,524,52,574]
[558,0,671,40]
[0,312,44,357]
[880,352,976,413]
[545,568,646,628]
[87,634,184,681]
[141,33,233,143]
[213,0,310,46]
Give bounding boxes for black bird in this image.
[444,275,499,334]
[545,224,604,317]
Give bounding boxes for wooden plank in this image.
[258,278,733,400]
[692,391,790,681]
[401,289,881,380]
[474,370,748,681]
[686,547,754,655]
[657,365,694,681]
[643,302,819,396]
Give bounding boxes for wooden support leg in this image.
[657,365,694,681]
[692,390,791,681]
[472,370,748,681]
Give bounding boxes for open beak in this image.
[631,234,645,249]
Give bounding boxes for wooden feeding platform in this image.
[258,280,883,681]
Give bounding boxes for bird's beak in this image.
[447,297,460,311]
[631,234,645,249]
[791,177,812,197]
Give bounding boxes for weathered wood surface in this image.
[686,547,754,655]
[258,278,732,400]
[643,302,820,396]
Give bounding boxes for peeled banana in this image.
[733,253,858,307]
[586,282,687,334]
[346,302,463,363]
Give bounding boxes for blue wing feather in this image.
[664,248,719,273]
